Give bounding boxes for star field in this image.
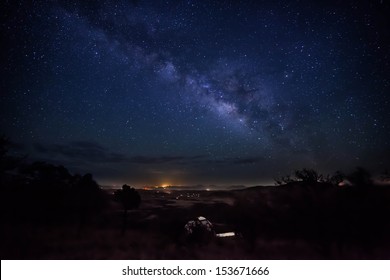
[1,0,389,186]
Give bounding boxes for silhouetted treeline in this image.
[1,163,107,224]
[0,136,107,225]
[233,167,390,258]
[274,168,344,185]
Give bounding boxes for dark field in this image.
[2,183,390,259]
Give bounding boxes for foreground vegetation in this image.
[1,136,390,259]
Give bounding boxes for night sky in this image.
[1,0,389,187]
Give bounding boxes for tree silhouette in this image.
[14,161,73,222]
[347,167,372,188]
[114,184,141,233]
[274,174,294,185]
[328,171,345,186]
[76,173,104,230]
[294,168,323,183]
[0,135,24,174]
[0,135,9,158]
[380,170,390,183]
[275,168,324,184]
[275,168,345,186]
[14,161,106,224]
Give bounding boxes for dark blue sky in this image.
[1,0,389,187]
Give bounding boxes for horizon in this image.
[100,183,257,190]
[99,174,390,191]
[98,179,275,189]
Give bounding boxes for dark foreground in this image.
[2,183,390,259]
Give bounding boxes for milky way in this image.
[1,1,389,186]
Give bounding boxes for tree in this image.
[0,135,9,158]
[76,173,104,230]
[294,168,323,183]
[0,135,24,174]
[274,174,294,185]
[114,184,141,233]
[275,168,345,186]
[329,171,345,186]
[347,167,372,188]
[380,170,390,183]
[275,168,324,185]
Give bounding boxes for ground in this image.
[2,185,390,259]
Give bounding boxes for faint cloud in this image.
[33,141,128,163]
